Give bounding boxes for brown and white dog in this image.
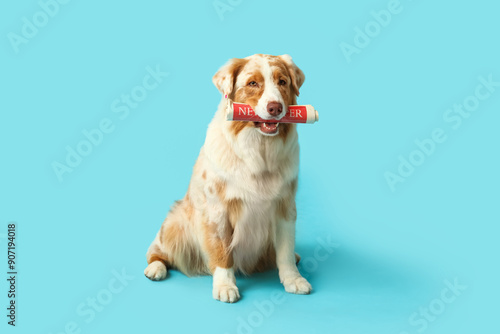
[144,54,312,303]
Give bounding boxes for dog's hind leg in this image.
[145,198,209,280]
[144,232,170,281]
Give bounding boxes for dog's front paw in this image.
[213,284,240,303]
[282,276,312,295]
[144,261,167,281]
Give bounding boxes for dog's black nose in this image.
[267,102,282,117]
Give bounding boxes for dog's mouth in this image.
[254,122,279,135]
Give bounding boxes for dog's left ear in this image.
[213,58,248,97]
[278,54,305,96]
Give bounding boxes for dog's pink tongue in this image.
[259,122,278,134]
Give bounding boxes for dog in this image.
[144,54,312,303]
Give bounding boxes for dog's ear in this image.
[278,54,305,97]
[212,58,248,96]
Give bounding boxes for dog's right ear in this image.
[212,58,248,97]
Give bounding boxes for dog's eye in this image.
[278,79,287,86]
[248,81,258,87]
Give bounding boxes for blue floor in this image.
[1,1,499,333]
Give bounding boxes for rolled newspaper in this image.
[226,100,319,124]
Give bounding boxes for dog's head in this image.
[213,54,305,137]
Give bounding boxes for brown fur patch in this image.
[231,69,266,136]
[273,67,296,106]
[162,218,207,276]
[202,171,206,180]
[208,245,233,272]
[147,244,170,266]
[203,221,234,272]
[228,58,250,97]
[234,71,265,107]
[162,222,184,254]
[148,254,169,266]
[215,180,226,200]
[230,121,252,136]
[213,58,250,98]
[266,56,298,104]
[276,55,305,97]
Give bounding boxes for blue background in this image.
[1,0,499,333]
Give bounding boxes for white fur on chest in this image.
[231,199,274,272]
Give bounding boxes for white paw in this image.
[213,285,240,303]
[144,261,167,281]
[283,276,312,294]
